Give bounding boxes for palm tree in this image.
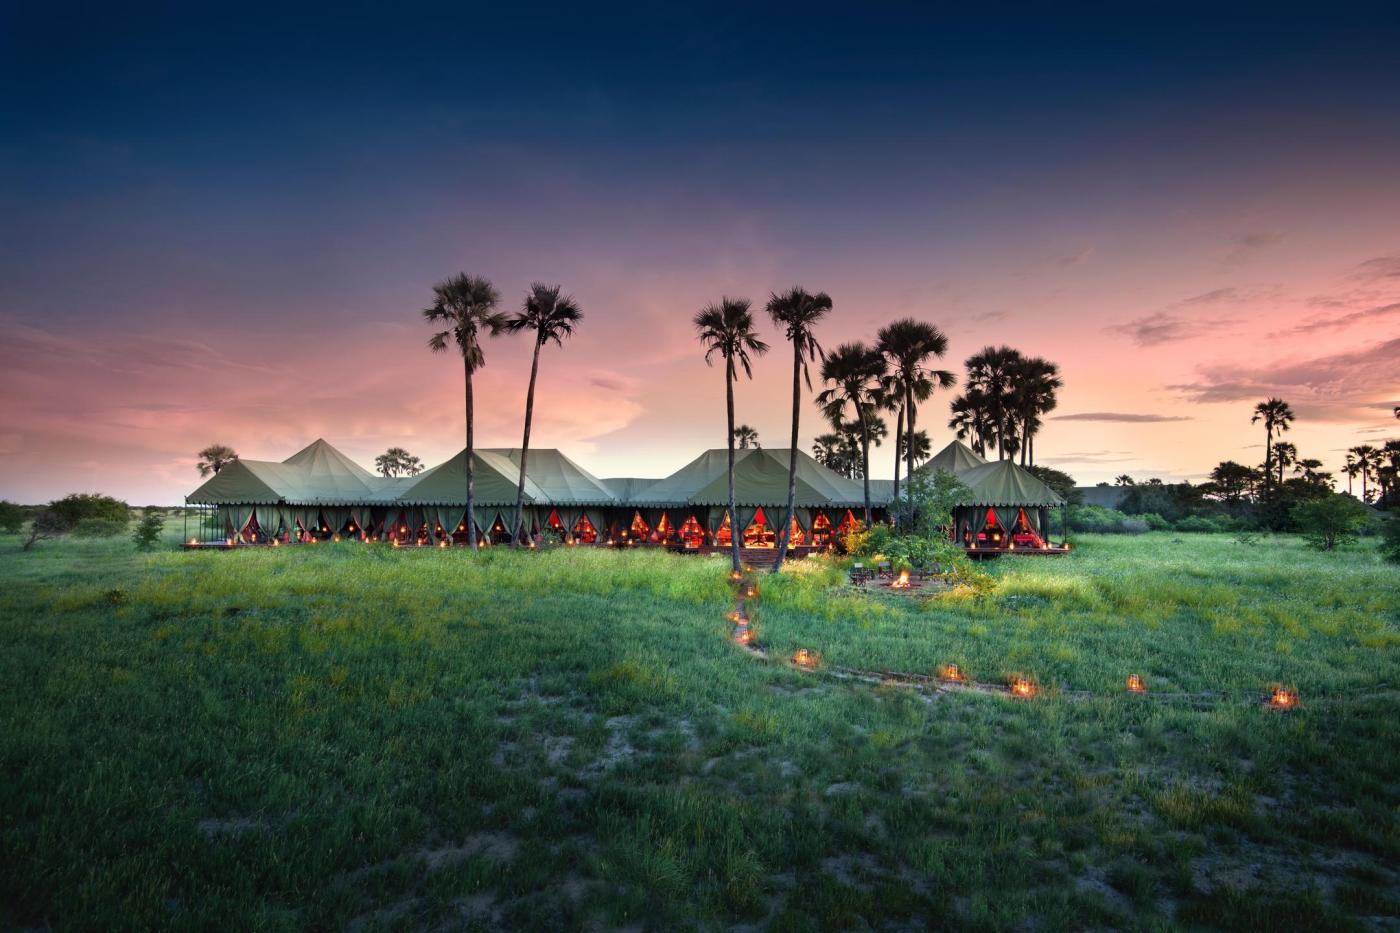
[424,273,507,549]
[816,343,887,525]
[765,287,831,573]
[1007,356,1061,467]
[375,447,423,478]
[1349,444,1378,502]
[1114,474,1135,487]
[196,444,239,477]
[732,425,761,449]
[899,430,931,467]
[963,346,1024,459]
[1271,441,1297,487]
[1251,398,1294,492]
[695,298,768,572]
[948,389,995,456]
[1343,452,1359,496]
[878,319,955,499]
[812,432,845,471]
[502,283,584,546]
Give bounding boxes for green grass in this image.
[1,529,1397,930]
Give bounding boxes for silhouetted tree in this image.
[1251,398,1294,492]
[877,319,954,502]
[375,447,423,478]
[196,444,239,477]
[731,425,760,449]
[817,343,887,525]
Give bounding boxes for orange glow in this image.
[734,627,753,646]
[1269,686,1299,710]
[1010,677,1037,698]
[937,664,966,683]
[792,648,818,669]
[890,569,911,588]
[1126,674,1147,694]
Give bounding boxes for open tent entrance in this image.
[573,514,598,544]
[1010,508,1045,549]
[627,510,649,541]
[810,512,834,547]
[837,509,862,536]
[676,514,705,547]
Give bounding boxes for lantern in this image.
[1009,677,1037,698]
[1269,686,1299,710]
[188,538,198,546]
[392,539,401,548]
[937,664,966,683]
[1126,674,1146,694]
[792,648,818,669]
[734,627,754,646]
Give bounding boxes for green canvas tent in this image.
[395,448,543,505]
[920,439,987,476]
[599,477,661,501]
[635,449,871,509]
[483,449,618,505]
[952,459,1065,545]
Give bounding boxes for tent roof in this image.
[187,439,401,505]
[483,449,618,504]
[600,477,661,501]
[395,448,545,505]
[919,439,987,476]
[954,459,1065,507]
[635,449,870,507]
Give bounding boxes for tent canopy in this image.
[919,439,988,477]
[634,448,869,507]
[483,448,617,504]
[953,459,1065,507]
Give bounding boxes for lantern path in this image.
[726,581,1391,709]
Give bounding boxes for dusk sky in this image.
[2,4,1398,504]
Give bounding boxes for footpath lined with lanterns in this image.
[723,566,1328,712]
[185,438,1072,556]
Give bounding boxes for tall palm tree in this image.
[1007,356,1062,467]
[963,346,1024,459]
[948,389,995,456]
[502,283,584,546]
[1251,398,1295,492]
[425,273,506,549]
[695,298,768,572]
[732,425,760,449]
[812,432,845,471]
[1349,444,1378,502]
[196,444,239,477]
[878,319,955,498]
[899,430,931,467]
[1343,452,1359,496]
[765,287,831,573]
[1271,441,1297,487]
[816,343,887,525]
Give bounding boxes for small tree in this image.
[23,508,74,551]
[1379,518,1400,564]
[0,500,25,534]
[1291,495,1370,551]
[132,508,166,552]
[892,470,973,538]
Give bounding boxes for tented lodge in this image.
[187,438,1065,553]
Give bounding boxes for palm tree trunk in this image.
[1263,425,1273,492]
[726,358,741,573]
[512,337,543,548]
[772,341,801,574]
[1020,418,1028,466]
[464,358,477,550]
[857,404,872,527]
[891,403,904,522]
[904,383,916,494]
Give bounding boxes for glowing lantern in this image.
[1269,686,1299,710]
[332,534,341,543]
[392,539,401,549]
[270,538,280,548]
[937,664,966,683]
[729,570,743,583]
[188,538,198,546]
[1009,677,1037,698]
[226,537,235,547]
[438,539,449,549]
[792,648,818,669]
[726,610,742,623]
[745,586,758,599]
[734,627,754,646]
[1126,674,1147,694]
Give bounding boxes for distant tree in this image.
[23,508,72,551]
[1377,440,1400,507]
[1292,494,1371,551]
[1270,441,1297,487]
[132,508,165,552]
[1026,465,1081,505]
[1006,355,1062,466]
[817,343,887,524]
[732,425,760,449]
[1206,461,1261,506]
[898,430,931,468]
[1349,444,1379,503]
[960,346,1023,459]
[0,500,24,534]
[1251,398,1294,492]
[196,444,239,477]
[766,287,831,572]
[375,447,423,478]
[1114,474,1135,487]
[948,388,996,457]
[50,493,129,529]
[424,273,507,549]
[504,283,584,545]
[812,433,845,472]
[696,297,768,572]
[1294,458,1332,487]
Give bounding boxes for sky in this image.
[2,3,1398,504]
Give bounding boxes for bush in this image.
[22,509,73,551]
[1065,505,1148,534]
[0,500,25,534]
[132,509,166,552]
[1142,513,1172,531]
[1380,518,1400,564]
[1291,495,1372,551]
[49,494,129,528]
[1174,515,1226,533]
[73,518,128,538]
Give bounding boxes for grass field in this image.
[2,527,1398,930]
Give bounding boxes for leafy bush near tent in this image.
[1065,505,1147,534]
[1292,494,1374,551]
[132,509,166,552]
[0,500,25,534]
[1141,512,1172,531]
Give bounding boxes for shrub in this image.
[1380,518,1400,564]
[1174,515,1228,533]
[132,509,166,552]
[1065,505,1147,534]
[22,509,73,551]
[1291,494,1372,551]
[49,494,129,528]
[1141,512,1172,531]
[0,500,25,534]
[73,518,128,538]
